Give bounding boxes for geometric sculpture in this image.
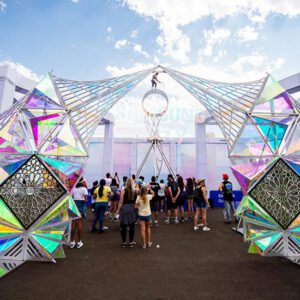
[0,155,66,229]
[249,159,300,230]
[0,64,299,278]
[162,66,300,264]
[0,67,154,277]
[136,88,176,178]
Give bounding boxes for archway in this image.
[0,66,299,277]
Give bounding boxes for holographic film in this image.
[0,155,66,229]
[0,66,299,278]
[0,68,154,277]
[163,66,300,264]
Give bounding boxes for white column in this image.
[169,141,177,175]
[102,121,114,175]
[0,67,16,112]
[130,141,137,176]
[195,112,208,179]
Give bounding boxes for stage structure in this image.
[0,66,299,278]
[0,68,155,277]
[161,66,300,265]
[136,88,176,179]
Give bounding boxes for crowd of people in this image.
[69,173,238,249]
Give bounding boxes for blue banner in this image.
[209,190,243,208]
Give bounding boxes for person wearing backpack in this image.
[218,174,238,224]
[149,176,160,226]
[158,179,166,212]
[164,174,180,224]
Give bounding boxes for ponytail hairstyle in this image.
[125,177,135,200]
[139,185,148,205]
[177,176,184,191]
[98,179,106,198]
[186,178,193,191]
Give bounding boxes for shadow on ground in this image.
[0,209,299,300]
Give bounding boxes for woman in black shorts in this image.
[193,178,210,232]
[177,176,187,223]
[186,178,194,220]
[109,178,120,221]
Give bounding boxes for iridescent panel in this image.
[0,155,66,229]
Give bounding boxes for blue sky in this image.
[0,0,300,137]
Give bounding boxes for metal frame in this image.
[0,65,299,279]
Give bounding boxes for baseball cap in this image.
[222,174,229,180]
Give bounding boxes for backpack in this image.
[223,181,233,201]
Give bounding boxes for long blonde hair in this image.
[139,185,148,205]
[125,177,135,200]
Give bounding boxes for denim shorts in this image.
[195,201,207,209]
[138,215,152,222]
[75,200,86,219]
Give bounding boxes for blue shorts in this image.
[75,200,86,219]
[195,201,207,209]
[138,215,152,222]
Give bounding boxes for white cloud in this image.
[230,53,285,76]
[130,30,138,38]
[155,20,191,63]
[199,28,231,57]
[0,60,42,82]
[123,0,300,62]
[153,55,160,65]
[105,62,155,77]
[213,50,227,63]
[237,26,259,42]
[133,43,150,58]
[0,1,6,12]
[123,0,300,25]
[71,0,80,3]
[107,26,112,33]
[114,39,129,49]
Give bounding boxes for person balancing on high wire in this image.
[151,70,166,89]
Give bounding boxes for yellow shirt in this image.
[94,186,111,202]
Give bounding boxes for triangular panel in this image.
[30,234,60,255]
[24,74,64,109]
[253,116,288,153]
[32,195,80,230]
[255,75,285,105]
[0,115,32,155]
[0,199,23,229]
[39,116,87,157]
[22,109,66,148]
[39,156,85,191]
[230,120,273,157]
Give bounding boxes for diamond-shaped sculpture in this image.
[0,67,154,277]
[249,159,300,229]
[163,66,300,264]
[0,155,66,229]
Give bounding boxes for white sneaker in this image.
[69,241,76,249]
[194,226,199,231]
[77,241,84,249]
[154,220,159,227]
[147,242,153,248]
[103,226,109,230]
[203,226,210,231]
[174,219,179,224]
[164,219,170,225]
